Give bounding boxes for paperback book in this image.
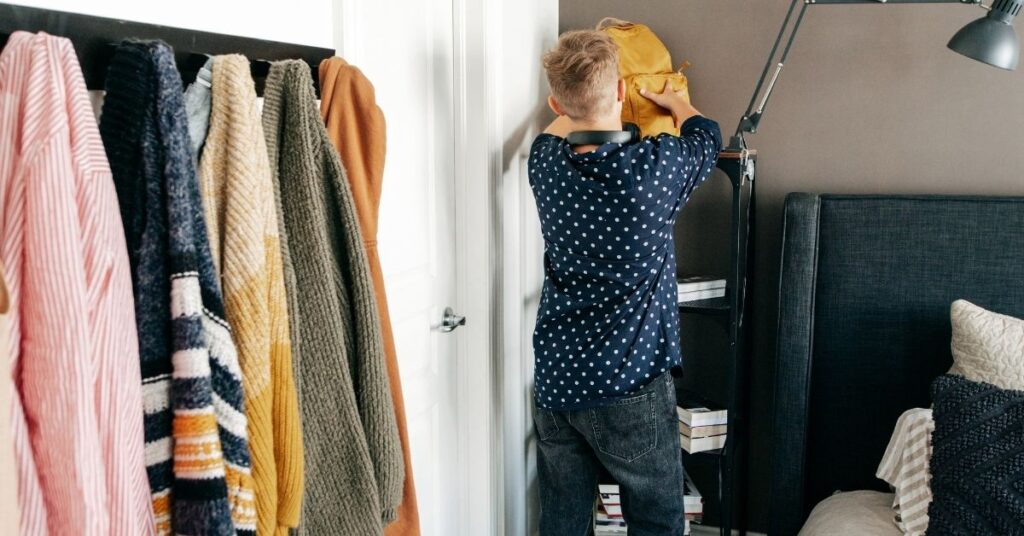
[679,422,728,438]
[684,470,703,524]
[677,275,727,293]
[681,432,726,454]
[677,287,727,303]
[676,396,728,428]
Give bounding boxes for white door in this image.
[333,2,464,536]
[336,1,557,534]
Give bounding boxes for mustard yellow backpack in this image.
[598,18,690,137]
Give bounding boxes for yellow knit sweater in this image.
[199,54,304,535]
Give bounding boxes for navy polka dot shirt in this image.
[529,116,722,410]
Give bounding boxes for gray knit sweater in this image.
[262,60,403,535]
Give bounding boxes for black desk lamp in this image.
[729,0,1022,153]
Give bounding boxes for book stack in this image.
[684,470,704,528]
[677,276,726,304]
[594,484,627,535]
[677,395,728,454]
[593,477,702,535]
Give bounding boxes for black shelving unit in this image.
[677,149,756,536]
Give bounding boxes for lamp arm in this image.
[730,0,804,151]
[729,0,983,152]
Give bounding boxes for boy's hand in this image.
[640,80,702,129]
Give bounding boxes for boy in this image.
[529,30,722,535]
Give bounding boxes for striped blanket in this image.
[876,408,934,536]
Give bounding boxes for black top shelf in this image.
[0,2,335,96]
[678,297,730,316]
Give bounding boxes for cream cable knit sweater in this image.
[198,54,304,536]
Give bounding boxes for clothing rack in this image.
[0,3,335,97]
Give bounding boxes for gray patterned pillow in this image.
[948,300,1024,390]
[927,374,1024,535]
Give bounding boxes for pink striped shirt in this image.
[0,32,155,535]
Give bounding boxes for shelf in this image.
[718,149,756,160]
[683,447,725,457]
[678,297,730,316]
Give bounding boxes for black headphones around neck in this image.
[567,122,640,146]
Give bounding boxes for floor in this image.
[691,528,767,536]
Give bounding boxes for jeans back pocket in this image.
[534,408,561,442]
[590,392,657,462]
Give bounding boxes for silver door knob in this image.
[440,307,466,333]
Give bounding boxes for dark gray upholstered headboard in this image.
[768,194,1024,536]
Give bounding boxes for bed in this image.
[768,194,1024,535]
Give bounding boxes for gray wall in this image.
[559,1,1024,531]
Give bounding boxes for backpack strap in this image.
[596,17,632,30]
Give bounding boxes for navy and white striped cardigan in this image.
[101,40,254,536]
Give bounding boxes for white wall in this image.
[497,1,557,534]
[5,0,334,47]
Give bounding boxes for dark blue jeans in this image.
[535,372,685,536]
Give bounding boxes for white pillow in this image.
[948,300,1024,390]
[798,491,902,536]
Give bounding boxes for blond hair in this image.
[542,30,620,121]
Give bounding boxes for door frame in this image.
[333,1,503,535]
[451,0,503,534]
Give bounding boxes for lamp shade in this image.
[948,0,1023,70]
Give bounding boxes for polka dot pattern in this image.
[528,116,723,410]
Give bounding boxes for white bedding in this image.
[798,490,902,536]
